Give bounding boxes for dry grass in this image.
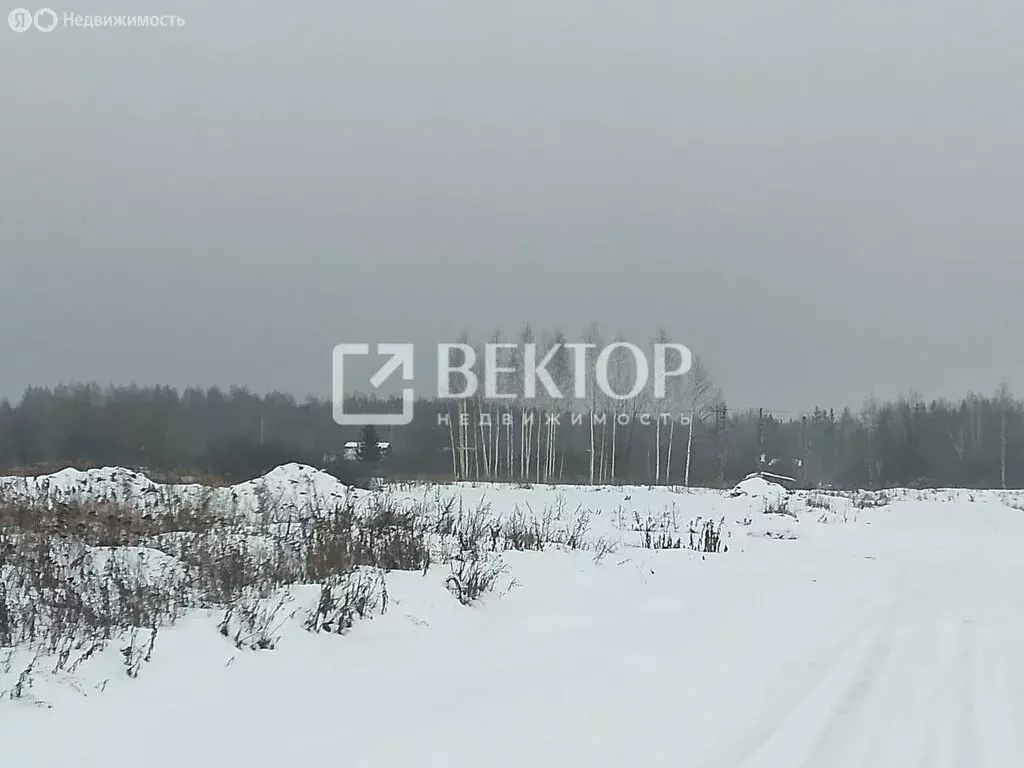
[0,493,435,696]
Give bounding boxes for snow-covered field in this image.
[3,466,1024,766]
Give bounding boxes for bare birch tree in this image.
[682,355,719,487]
[518,324,535,481]
[583,323,603,484]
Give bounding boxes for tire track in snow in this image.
[913,620,947,768]
[827,620,937,767]
[999,594,1024,758]
[970,626,1022,768]
[793,605,901,768]
[891,622,940,768]
[700,572,937,768]
[952,622,980,768]
[692,593,893,768]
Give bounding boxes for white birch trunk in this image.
[599,420,607,484]
[478,404,488,479]
[589,411,596,484]
[448,408,458,479]
[666,420,675,486]
[655,418,661,484]
[684,410,695,487]
[610,412,617,483]
[535,409,542,484]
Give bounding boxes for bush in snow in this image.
[445,552,506,606]
[633,509,682,549]
[764,499,796,518]
[304,569,387,635]
[426,498,494,554]
[499,508,544,551]
[495,501,592,553]
[805,494,832,511]
[0,532,186,656]
[120,626,158,678]
[590,536,618,564]
[688,517,727,553]
[1,651,39,702]
[218,588,295,651]
[0,490,431,695]
[423,494,595,554]
[854,492,889,510]
[350,497,431,573]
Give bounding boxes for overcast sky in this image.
[2,0,1022,412]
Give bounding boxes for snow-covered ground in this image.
[4,466,1024,766]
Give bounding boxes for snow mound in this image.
[0,463,355,520]
[0,466,186,509]
[727,475,790,510]
[227,463,358,518]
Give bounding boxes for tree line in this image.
[0,342,1020,489]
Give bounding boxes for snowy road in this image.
[696,552,1024,768]
[5,499,1024,767]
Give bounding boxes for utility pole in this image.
[715,403,727,486]
[758,408,765,472]
[1001,406,1007,490]
[801,415,808,488]
[867,416,876,489]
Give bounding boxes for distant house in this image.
[342,441,391,461]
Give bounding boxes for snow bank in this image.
[0,463,356,520]
[728,474,791,508]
